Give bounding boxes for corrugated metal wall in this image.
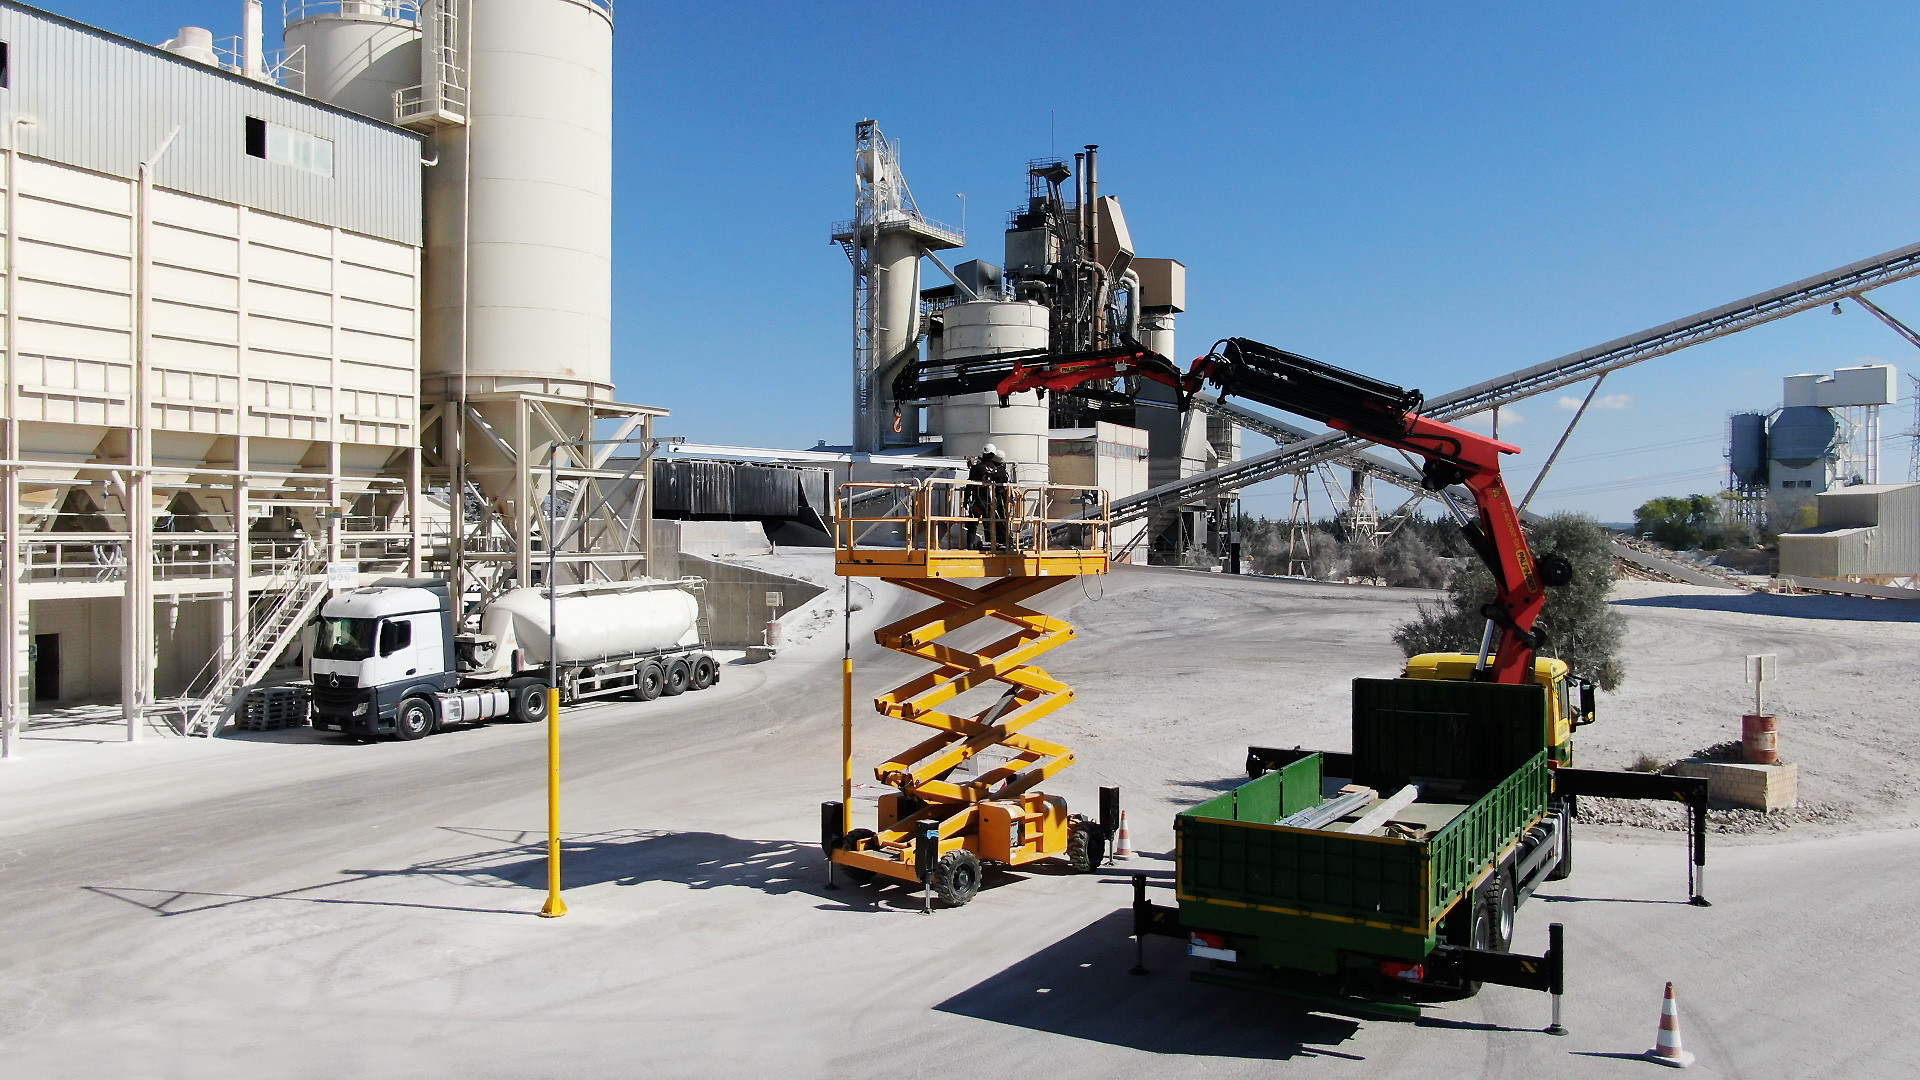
[652,460,831,525]
[2,3,421,244]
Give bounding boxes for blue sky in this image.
[51,1,1920,522]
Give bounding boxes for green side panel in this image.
[1351,678,1546,796]
[1180,754,1324,825]
[1425,749,1550,924]
[1276,753,1324,818]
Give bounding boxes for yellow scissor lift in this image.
[825,478,1114,906]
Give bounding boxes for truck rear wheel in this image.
[1488,867,1516,953]
[513,681,550,723]
[690,654,718,690]
[632,662,663,701]
[661,658,691,696]
[394,697,435,741]
[1441,886,1495,997]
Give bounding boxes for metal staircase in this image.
[181,546,332,738]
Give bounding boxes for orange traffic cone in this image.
[1646,981,1695,1068]
[1113,810,1134,859]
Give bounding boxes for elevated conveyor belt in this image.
[1113,237,1920,524]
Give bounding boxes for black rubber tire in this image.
[933,849,983,907]
[661,658,691,696]
[838,828,879,886]
[689,654,719,691]
[1067,815,1106,873]
[1488,867,1516,954]
[513,681,551,723]
[1547,807,1575,881]
[632,662,664,702]
[393,696,435,741]
[1441,886,1494,997]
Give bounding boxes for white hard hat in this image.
[982,443,999,456]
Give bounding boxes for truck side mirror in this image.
[1577,680,1597,726]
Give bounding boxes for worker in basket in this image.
[967,443,1016,550]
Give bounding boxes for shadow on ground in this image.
[934,909,1366,1061]
[1613,590,1920,622]
[86,828,824,919]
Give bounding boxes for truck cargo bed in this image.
[1174,677,1553,975]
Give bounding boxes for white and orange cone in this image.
[1113,810,1134,859]
[1646,981,1695,1068]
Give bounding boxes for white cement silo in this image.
[938,300,1051,483]
[282,6,421,120]
[422,0,616,399]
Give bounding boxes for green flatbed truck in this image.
[1130,657,1713,1025]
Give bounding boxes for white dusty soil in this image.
[3,558,1918,1077]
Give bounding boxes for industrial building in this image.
[0,0,664,753]
[1777,481,1920,584]
[834,127,1243,566]
[1726,362,1899,532]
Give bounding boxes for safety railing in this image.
[284,0,419,21]
[835,480,1111,558]
[21,537,414,584]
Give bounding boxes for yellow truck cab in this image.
[1402,653,1596,766]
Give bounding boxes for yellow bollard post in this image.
[539,685,567,917]
[842,657,854,836]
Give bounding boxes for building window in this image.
[244,116,333,177]
[0,42,11,90]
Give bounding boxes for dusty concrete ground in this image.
[0,560,1914,1078]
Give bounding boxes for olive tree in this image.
[1391,512,1627,689]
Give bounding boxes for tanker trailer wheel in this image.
[661,658,692,696]
[1067,815,1106,872]
[933,849,983,906]
[838,828,879,886]
[394,697,436,742]
[512,680,551,723]
[632,662,664,702]
[690,654,719,690]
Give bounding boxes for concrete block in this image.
[1667,760,1798,811]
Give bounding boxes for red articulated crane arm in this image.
[901,335,1566,684]
[891,343,1193,410]
[1192,337,1567,684]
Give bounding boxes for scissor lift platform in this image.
[824,479,1114,905]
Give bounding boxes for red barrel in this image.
[1742,714,1779,765]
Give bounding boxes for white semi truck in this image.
[308,577,717,740]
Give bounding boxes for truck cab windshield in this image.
[314,616,378,661]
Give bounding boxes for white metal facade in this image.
[0,1,424,751]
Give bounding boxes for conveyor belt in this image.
[1112,237,1920,524]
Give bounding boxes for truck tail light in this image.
[1379,961,1425,981]
[1188,931,1236,962]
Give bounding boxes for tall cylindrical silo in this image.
[1728,412,1767,487]
[423,0,615,399]
[870,230,924,450]
[938,300,1050,483]
[282,7,421,121]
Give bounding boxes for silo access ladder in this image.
[823,479,1119,906]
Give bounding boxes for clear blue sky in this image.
[50,1,1920,522]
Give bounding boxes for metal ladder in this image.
[181,546,332,738]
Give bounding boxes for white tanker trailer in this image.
[308,577,717,741]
